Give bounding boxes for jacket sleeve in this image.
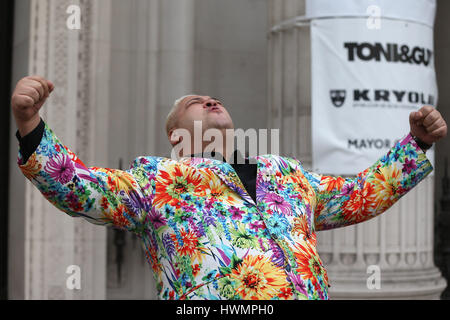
[17,122,155,234]
[307,133,433,231]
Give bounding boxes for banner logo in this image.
[330,90,346,107]
[329,88,435,109]
[344,42,433,66]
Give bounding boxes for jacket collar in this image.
[181,151,258,205]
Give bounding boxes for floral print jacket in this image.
[17,123,433,300]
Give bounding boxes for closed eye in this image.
[185,97,223,108]
[186,98,202,108]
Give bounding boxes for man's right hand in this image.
[11,75,54,137]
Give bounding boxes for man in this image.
[12,75,447,300]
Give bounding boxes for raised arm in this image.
[12,76,154,234]
[308,106,447,231]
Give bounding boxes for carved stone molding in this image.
[24,0,107,300]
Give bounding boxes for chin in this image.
[205,117,233,130]
[217,119,234,129]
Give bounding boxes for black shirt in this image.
[16,119,258,203]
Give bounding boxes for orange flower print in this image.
[170,228,206,263]
[230,255,290,300]
[192,264,201,277]
[19,153,42,180]
[95,168,137,193]
[100,197,109,210]
[146,246,162,273]
[154,164,205,208]
[372,166,402,211]
[106,204,130,229]
[201,169,240,205]
[278,287,293,299]
[292,216,316,246]
[320,176,345,193]
[341,182,377,223]
[314,201,325,221]
[294,242,328,290]
[290,174,315,201]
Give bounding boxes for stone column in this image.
[9,0,112,299]
[105,0,196,299]
[268,0,447,299]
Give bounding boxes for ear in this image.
[169,129,183,146]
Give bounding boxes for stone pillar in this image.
[105,0,196,299]
[156,0,196,156]
[9,0,112,299]
[268,0,446,299]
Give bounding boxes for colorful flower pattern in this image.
[17,124,433,300]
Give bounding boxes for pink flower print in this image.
[44,153,75,184]
[265,192,292,216]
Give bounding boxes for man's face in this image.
[173,95,234,138]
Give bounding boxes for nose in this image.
[204,99,218,108]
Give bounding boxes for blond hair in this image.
[165,94,199,136]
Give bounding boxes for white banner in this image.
[306,0,436,27]
[311,18,437,175]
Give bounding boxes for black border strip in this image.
[0,0,15,300]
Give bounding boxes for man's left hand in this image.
[409,105,447,145]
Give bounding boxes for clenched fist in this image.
[12,75,54,137]
[409,105,447,146]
